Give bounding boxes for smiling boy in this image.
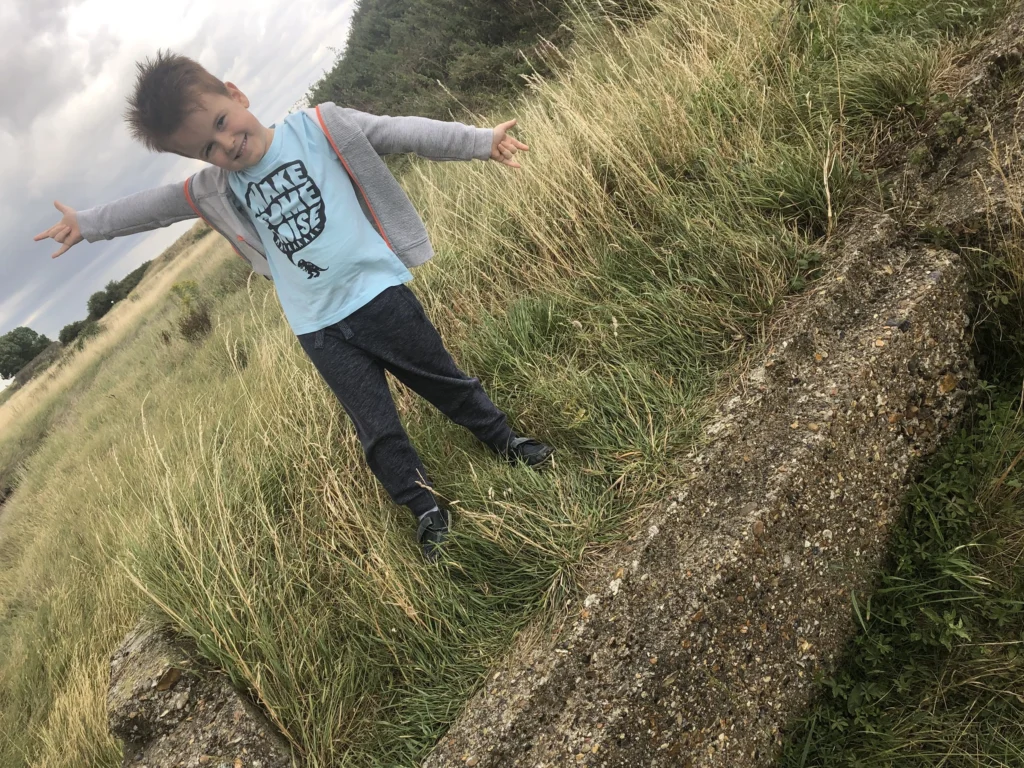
[35,51,553,561]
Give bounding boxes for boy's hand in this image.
[34,201,83,259]
[491,119,529,169]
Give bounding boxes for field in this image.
[1,1,1019,766]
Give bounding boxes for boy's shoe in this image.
[416,505,450,563]
[493,434,555,468]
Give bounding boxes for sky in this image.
[0,0,357,343]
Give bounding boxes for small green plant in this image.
[907,144,932,168]
[936,109,967,141]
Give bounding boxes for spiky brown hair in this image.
[124,50,229,152]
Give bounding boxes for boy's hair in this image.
[125,50,229,152]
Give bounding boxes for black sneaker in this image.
[416,506,450,562]
[494,434,554,467]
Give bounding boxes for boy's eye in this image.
[204,143,214,159]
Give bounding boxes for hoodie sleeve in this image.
[323,104,493,162]
[77,181,197,242]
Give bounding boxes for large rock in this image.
[424,232,972,768]
[108,623,297,768]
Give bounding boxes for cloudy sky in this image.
[1,0,357,342]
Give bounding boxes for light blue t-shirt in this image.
[228,111,412,335]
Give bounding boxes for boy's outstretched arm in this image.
[34,201,82,259]
[34,182,197,258]
[325,104,528,166]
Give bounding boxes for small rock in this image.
[155,667,182,692]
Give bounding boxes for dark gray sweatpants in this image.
[297,285,513,518]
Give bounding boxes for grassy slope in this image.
[0,1,1011,767]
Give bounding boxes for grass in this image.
[0,1,1012,767]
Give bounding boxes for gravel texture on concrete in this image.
[108,623,298,768]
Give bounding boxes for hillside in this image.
[2,1,1023,767]
[306,0,580,119]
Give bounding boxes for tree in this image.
[0,327,52,378]
[104,279,128,305]
[83,261,152,321]
[119,260,151,297]
[59,320,87,345]
[87,288,113,319]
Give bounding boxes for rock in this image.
[422,108,979,768]
[107,622,297,768]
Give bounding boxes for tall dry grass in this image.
[0,228,212,436]
[0,0,1006,766]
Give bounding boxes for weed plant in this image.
[0,1,1010,767]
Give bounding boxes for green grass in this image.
[0,1,1012,767]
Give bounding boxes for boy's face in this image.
[165,83,273,171]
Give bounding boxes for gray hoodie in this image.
[77,103,494,279]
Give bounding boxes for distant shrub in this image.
[58,320,87,345]
[170,281,212,343]
[118,260,152,298]
[178,307,212,343]
[13,341,62,386]
[73,321,104,351]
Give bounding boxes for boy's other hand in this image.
[34,201,83,259]
[491,119,529,169]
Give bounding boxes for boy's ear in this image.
[224,82,250,109]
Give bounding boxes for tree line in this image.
[57,260,151,345]
[0,260,151,380]
[306,0,581,121]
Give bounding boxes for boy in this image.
[34,51,553,561]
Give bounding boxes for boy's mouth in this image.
[235,134,247,160]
